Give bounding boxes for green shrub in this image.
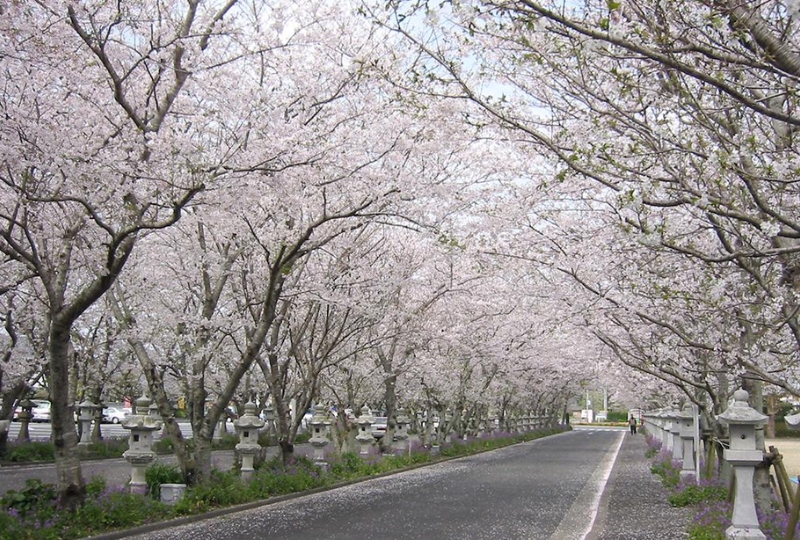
[152,437,177,454]
[212,432,238,450]
[0,478,57,520]
[669,484,727,507]
[69,490,173,537]
[774,424,800,438]
[257,429,273,447]
[146,463,184,500]
[329,452,368,478]
[607,411,628,422]
[174,470,249,515]
[85,476,107,499]
[5,441,55,463]
[689,526,727,540]
[650,454,682,489]
[80,438,128,459]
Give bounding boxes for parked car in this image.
[371,416,388,438]
[102,406,131,424]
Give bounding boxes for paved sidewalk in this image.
[588,432,691,539]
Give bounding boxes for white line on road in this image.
[548,431,625,540]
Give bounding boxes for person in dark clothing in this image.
[629,416,637,435]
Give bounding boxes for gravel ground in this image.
[588,433,690,540]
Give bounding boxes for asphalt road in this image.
[129,428,628,540]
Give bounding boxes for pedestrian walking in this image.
[628,416,637,435]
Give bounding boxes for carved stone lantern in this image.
[678,404,696,477]
[652,409,665,445]
[77,400,101,447]
[16,398,33,442]
[669,406,684,462]
[149,400,160,419]
[308,404,331,464]
[122,394,163,494]
[393,408,411,452]
[718,389,767,540]
[662,407,676,453]
[234,401,265,481]
[355,405,375,455]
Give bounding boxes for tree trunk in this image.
[192,432,214,483]
[380,373,397,453]
[765,394,777,439]
[49,327,84,510]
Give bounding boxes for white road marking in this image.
[548,431,625,540]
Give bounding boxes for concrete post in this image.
[718,389,767,540]
[663,408,675,453]
[678,404,696,477]
[669,407,683,462]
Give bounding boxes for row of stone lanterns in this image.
[13,398,104,444]
[645,389,767,540]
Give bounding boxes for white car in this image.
[371,416,388,438]
[102,406,131,424]
[14,400,51,422]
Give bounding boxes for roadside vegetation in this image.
[644,432,800,539]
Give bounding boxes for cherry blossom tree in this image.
[0,0,262,507]
[374,0,800,412]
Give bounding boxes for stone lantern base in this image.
[160,483,187,505]
[725,525,766,540]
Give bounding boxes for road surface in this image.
[131,428,636,540]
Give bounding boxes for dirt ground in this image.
[767,438,800,480]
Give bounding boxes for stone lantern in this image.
[355,405,375,456]
[393,408,411,453]
[234,401,265,481]
[16,398,33,442]
[662,407,676,453]
[122,394,163,494]
[149,400,160,419]
[718,389,767,540]
[669,406,684,462]
[678,404,696,477]
[653,409,666,445]
[77,400,101,447]
[308,404,331,464]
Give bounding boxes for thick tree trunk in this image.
[192,433,214,483]
[49,327,84,510]
[765,394,777,439]
[380,373,397,453]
